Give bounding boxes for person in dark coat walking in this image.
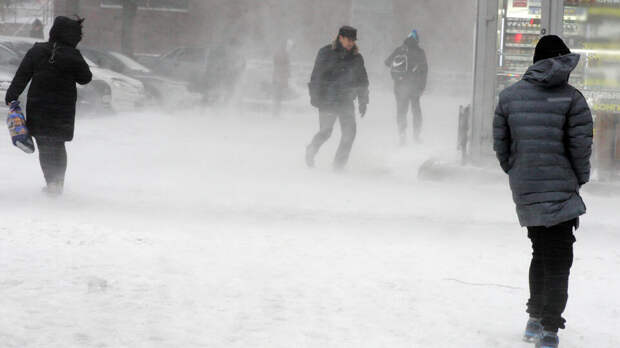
[493,35,593,348]
[30,18,44,39]
[385,30,427,145]
[5,16,93,195]
[306,26,369,170]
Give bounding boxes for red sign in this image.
[513,0,528,7]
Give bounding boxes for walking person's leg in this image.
[395,85,409,144]
[540,219,576,333]
[35,136,67,194]
[306,109,338,167]
[524,226,545,342]
[411,94,423,143]
[333,109,357,170]
[524,219,576,347]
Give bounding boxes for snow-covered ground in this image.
[1,94,619,347]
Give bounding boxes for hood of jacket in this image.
[523,53,580,88]
[404,36,419,49]
[49,16,83,48]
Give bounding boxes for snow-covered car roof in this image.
[108,51,151,73]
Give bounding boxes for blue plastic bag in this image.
[6,100,35,153]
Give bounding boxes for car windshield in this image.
[109,52,151,73]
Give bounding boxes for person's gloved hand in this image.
[359,103,367,117]
[8,100,20,110]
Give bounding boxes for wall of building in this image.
[52,0,476,95]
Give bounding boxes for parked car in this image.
[0,43,23,107]
[0,35,146,114]
[146,47,209,83]
[79,47,198,107]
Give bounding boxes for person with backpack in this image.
[5,16,92,195]
[306,25,369,170]
[493,35,593,348]
[385,30,428,145]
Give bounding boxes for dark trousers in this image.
[395,85,422,140]
[35,137,67,186]
[526,219,577,332]
[308,107,357,168]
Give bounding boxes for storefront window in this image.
[101,0,189,11]
[496,0,542,92]
[564,0,620,178]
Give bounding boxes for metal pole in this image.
[470,0,498,162]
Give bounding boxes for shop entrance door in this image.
[471,0,563,161]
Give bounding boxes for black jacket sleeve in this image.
[493,98,512,173]
[5,48,36,105]
[73,50,92,85]
[566,90,593,185]
[52,45,92,85]
[356,55,369,106]
[308,47,327,107]
[418,49,428,91]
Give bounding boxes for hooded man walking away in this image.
[385,30,427,145]
[493,35,593,348]
[6,16,93,195]
[306,25,369,170]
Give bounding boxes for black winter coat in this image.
[493,54,593,227]
[309,40,369,109]
[385,38,428,95]
[6,17,92,141]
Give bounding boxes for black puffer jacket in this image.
[308,40,369,109]
[493,54,593,227]
[6,16,92,141]
[385,37,428,94]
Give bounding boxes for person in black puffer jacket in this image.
[493,35,593,348]
[385,30,427,145]
[306,25,369,170]
[6,16,92,195]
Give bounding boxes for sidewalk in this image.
[418,158,620,196]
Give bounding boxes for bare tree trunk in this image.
[121,0,137,57]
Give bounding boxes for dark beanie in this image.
[338,25,357,40]
[533,35,570,63]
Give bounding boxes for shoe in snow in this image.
[42,182,63,196]
[535,331,559,348]
[523,317,543,342]
[305,145,316,168]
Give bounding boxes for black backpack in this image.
[390,45,419,81]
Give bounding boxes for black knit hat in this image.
[533,35,570,63]
[338,25,357,41]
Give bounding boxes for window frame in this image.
[100,0,189,13]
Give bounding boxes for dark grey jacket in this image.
[308,40,369,109]
[493,54,593,227]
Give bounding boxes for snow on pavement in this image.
[1,96,619,347]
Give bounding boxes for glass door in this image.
[497,0,543,94]
[563,0,620,179]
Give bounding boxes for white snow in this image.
[1,93,619,347]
